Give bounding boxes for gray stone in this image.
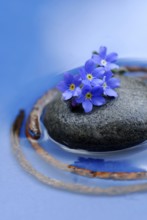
[43,75,147,152]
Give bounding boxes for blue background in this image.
[1,0,147,219]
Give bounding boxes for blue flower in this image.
[76,85,106,113]
[100,71,120,97]
[80,59,103,86]
[57,73,81,100]
[92,46,119,71]
[57,45,121,113]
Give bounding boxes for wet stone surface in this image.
[43,75,147,152]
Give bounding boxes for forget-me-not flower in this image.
[76,85,106,113]
[100,71,120,97]
[80,59,103,86]
[92,46,119,71]
[57,73,81,100]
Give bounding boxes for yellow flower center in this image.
[101,59,107,66]
[86,73,93,81]
[103,82,107,89]
[69,83,75,91]
[85,92,92,99]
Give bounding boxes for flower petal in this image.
[85,59,96,73]
[82,79,91,86]
[73,87,81,96]
[107,78,120,89]
[64,72,74,84]
[99,46,107,58]
[79,67,86,80]
[91,79,103,86]
[92,67,105,78]
[104,88,118,97]
[92,54,101,65]
[92,86,103,96]
[62,90,73,100]
[104,71,113,81]
[82,85,92,95]
[92,96,106,106]
[56,81,68,92]
[76,95,85,103]
[82,100,93,113]
[106,52,118,62]
[74,74,82,86]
